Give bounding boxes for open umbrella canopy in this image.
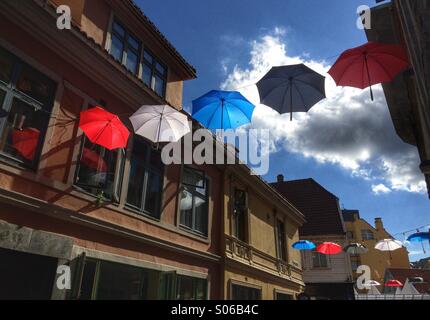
[256,64,325,121]
[328,42,410,100]
[192,90,255,130]
[11,127,40,161]
[79,106,130,150]
[344,243,369,255]
[385,280,403,287]
[130,105,190,143]
[374,239,403,252]
[316,242,342,255]
[292,240,316,250]
[407,232,430,243]
[364,280,381,287]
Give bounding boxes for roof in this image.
[270,178,345,236]
[342,209,360,222]
[124,0,196,78]
[386,268,430,294]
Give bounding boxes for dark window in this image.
[0,47,56,169]
[179,167,209,236]
[312,251,328,268]
[233,188,247,242]
[231,284,261,300]
[276,292,294,300]
[276,220,287,262]
[110,20,140,74]
[142,49,167,97]
[75,137,125,201]
[176,275,207,300]
[361,229,375,240]
[126,136,164,218]
[346,231,354,240]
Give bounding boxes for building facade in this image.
[271,176,354,300]
[342,210,410,288]
[0,0,224,300]
[365,0,430,197]
[223,166,306,300]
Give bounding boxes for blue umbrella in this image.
[292,240,316,250]
[407,232,430,242]
[192,90,255,130]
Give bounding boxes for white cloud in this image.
[220,28,426,194]
[372,184,392,195]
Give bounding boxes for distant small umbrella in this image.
[292,240,316,250]
[344,243,369,255]
[407,232,430,243]
[364,280,381,287]
[385,280,403,287]
[316,242,342,255]
[375,239,403,259]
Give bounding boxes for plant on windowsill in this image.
[96,190,105,207]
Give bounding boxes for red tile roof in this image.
[386,268,430,294]
[270,179,345,236]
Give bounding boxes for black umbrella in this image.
[256,64,326,121]
[344,243,369,255]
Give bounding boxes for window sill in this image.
[123,204,161,222]
[179,225,209,242]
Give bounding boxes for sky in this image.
[136,0,430,261]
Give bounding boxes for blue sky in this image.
[137,0,430,261]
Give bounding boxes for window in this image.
[361,229,375,240]
[142,49,167,97]
[0,47,56,168]
[312,251,328,268]
[275,292,294,300]
[179,166,209,236]
[231,284,261,300]
[232,188,247,242]
[75,137,124,201]
[276,219,287,262]
[126,136,164,218]
[346,231,354,240]
[175,275,207,300]
[110,20,141,74]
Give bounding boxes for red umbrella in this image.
[79,106,130,150]
[328,42,410,101]
[11,127,40,161]
[316,242,342,255]
[385,280,403,287]
[80,147,108,172]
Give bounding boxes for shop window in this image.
[75,137,124,201]
[0,46,56,169]
[179,166,209,236]
[126,136,164,218]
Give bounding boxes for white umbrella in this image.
[375,239,403,259]
[129,105,190,143]
[364,280,381,295]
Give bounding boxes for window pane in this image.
[142,64,152,86]
[79,260,97,300]
[155,62,166,76]
[16,65,54,105]
[277,221,286,261]
[0,48,13,84]
[96,261,145,300]
[76,139,119,199]
[110,35,124,62]
[182,167,205,188]
[195,279,207,300]
[0,98,46,163]
[194,195,208,235]
[126,139,148,209]
[127,36,140,51]
[125,49,138,73]
[112,21,125,37]
[143,171,162,217]
[180,189,193,228]
[143,50,153,64]
[231,285,261,300]
[176,276,194,300]
[154,74,165,97]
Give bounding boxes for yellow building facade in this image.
[222,165,306,300]
[342,210,410,286]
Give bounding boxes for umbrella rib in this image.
[205,102,221,129]
[294,78,325,94]
[226,99,254,119]
[334,54,364,85]
[369,55,397,79]
[292,82,307,109]
[259,80,291,100]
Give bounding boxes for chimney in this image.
[277,174,284,183]
[375,217,384,231]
